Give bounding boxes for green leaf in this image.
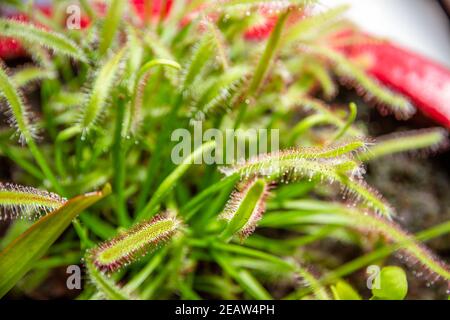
[98,0,126,56]
[0,18,87,62]
[0,64,37,144]
[371,266,408,300]
[0,184,111,298]
[220,179,268,240]
[79,47,127,134]
[359,128,448,162]
[331,281,362,300]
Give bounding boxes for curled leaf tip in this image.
[220,179,270,240]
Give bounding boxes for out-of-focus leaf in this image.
[331,281,361,300]
[0,184,111,298]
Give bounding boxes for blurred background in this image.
[321,0,450,66]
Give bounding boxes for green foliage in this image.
[86,258,134,300]
[0,0,448,301]
[0,64,37,144]
[99,0,126,56]
[331,281,361,300]
[371,266,408,300]
[0,185,110,297]
[87,215,180,273]
[220,179,268,241]
[0,183,66,220]
[0,18,87,62]
[79,47,127,135]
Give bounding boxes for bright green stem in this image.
[98,0,125,56]
[212,251,272,300]
[235,9,291,129]
[55,126,82,178]
[137,141,216,221]
[124,247,168,292]
[135,93,183,213]
[248,10,290,96]
[183,174,240,220]
[289,113,330,144]
[331,102,357,142]
[136,59,181,83]
[124,58,181,136]
[26,139,64,195]
[112,94,130,227]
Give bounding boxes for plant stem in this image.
[137,141,216,221]
[234,9,291,129]
[112,93,131,227]
[27,139,64,195]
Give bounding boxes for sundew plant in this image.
[0,0,449,300]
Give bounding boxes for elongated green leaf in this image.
[0,18,87,62]
[99,0,126,56]
[124,59,181,136]
[359,128,448,162]
[79,47,127,134]
[220,179,268,240]
[0,64,36,144]
[0,184,111,298]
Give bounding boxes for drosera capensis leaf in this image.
[296,96,363,137]
[0,18,87,62]
[220,179,270,241]
[203,17,230,70]
[359,128,449,162]
[87,215,181,273]
[337,174,395,219]
[190,66,248,121]
[98,0,126,56]
[0,182,66,221]
[0,63,37,144]
[270,200,450,284]
[282,4,350,47]
[0,184,111,298]
[124,58,181,136]
[180,33,217,89]
[220,139,395,218]
[304,45,415,120]
[12,65,56,88]
[247,7,291,96]
[79,47,127,135]
[216,0,310,12]
[353,210,450,285]
[219,139,367,181]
